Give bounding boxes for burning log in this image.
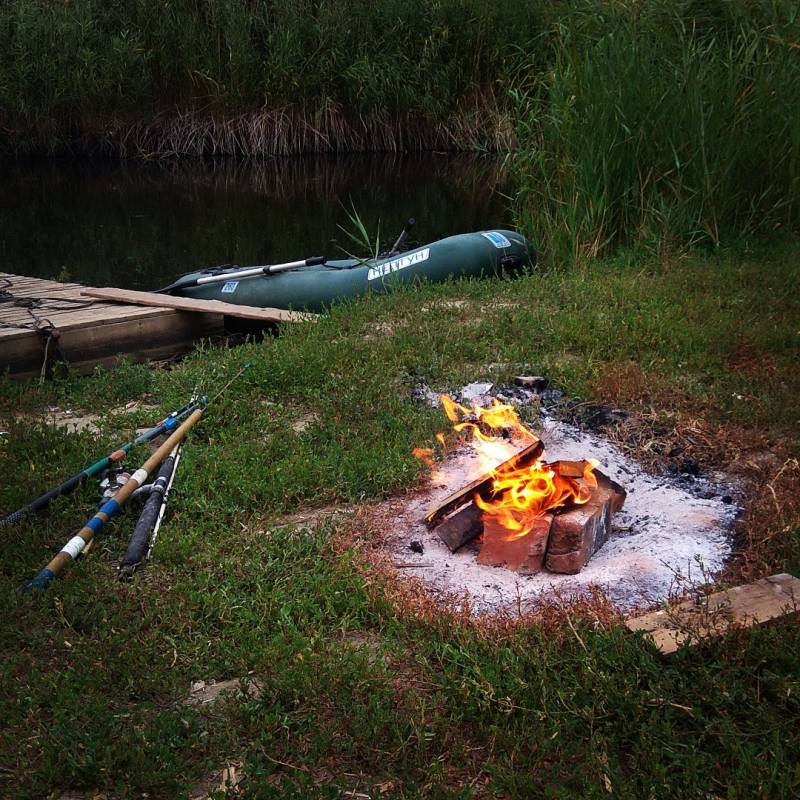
[424,439,544,529]
[477,513,554,574]
[550,460,588,478]
[417,393,628,576]
[434,503,483,552]
[545,469,626,574]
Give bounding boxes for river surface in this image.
[0,155,512,290]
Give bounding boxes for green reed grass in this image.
[511,0,800,261]
[0,0,534,154]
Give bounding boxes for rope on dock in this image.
[0,276,98,380]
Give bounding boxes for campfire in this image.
[417,397,626,575]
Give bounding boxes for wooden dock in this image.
[0,272,301,379]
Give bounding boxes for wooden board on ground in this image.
[626,573,800,654]
[82,287,317,323]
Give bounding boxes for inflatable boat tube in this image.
[168,229,535,313]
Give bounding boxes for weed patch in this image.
[1,242,799,797]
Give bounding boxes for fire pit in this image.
[420,396,626,577]
[384,387,739,615]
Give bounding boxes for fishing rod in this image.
[0,396,203,527]
[25,363,251,591]
[117,442,181,580]
[146,443,183,562]
[158,256,327,294]
[25,409,204,591]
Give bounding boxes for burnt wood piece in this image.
[595,470,626,512]
[424,439,545,529]
[435,502,484,552]
[545,469,626,574]
[550,460,588,478]
[435,501,483,553]
[477,513,554,575]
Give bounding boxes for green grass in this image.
[1,240,799,797]
[512,0,800,261]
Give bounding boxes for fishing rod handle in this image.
[119,452,176,576]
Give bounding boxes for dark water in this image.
[0,155,512,290]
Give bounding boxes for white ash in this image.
[389,416,739,615]
[414,380,555,410]
[457,381,495,406]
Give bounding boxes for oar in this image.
[0,397,203,527]
[25,408,205,590]
[385,218,416,257]
[117,442,181,579]
[158,256,327,293]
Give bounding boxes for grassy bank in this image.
[1,240,798,797]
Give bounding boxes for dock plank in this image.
[626,573,800,654]
[82,286,317,323]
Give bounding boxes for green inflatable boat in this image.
[163,229,534,313]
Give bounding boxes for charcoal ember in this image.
[539,388,563,405]
[495,386,538,406]
[680,457,701,476]
[409,540,424,554]
[477,513,553,575]
[574,404,628,430]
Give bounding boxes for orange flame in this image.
[432,395,598,541]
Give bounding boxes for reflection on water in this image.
[0,155,511,289]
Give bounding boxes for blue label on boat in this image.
[221,281,239,294]
[482,231,512,249]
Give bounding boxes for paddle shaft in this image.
[166,256,326,292]
[27,408,204,590]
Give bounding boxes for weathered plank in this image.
[0,272,229,377]
[626,573,800,654]
[82,287,317,323]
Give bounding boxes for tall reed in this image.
[511,1,800,261]
[0,0,535,154]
